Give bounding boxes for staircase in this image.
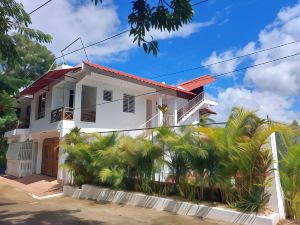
[177,92,206,124]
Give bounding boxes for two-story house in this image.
[4,61,217,181]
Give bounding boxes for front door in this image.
[41,138,59,177]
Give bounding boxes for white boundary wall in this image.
[267,133,286,219]
[63,184,280,225]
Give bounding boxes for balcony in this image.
[51,107,74,123]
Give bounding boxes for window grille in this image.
[103,90,113,102]
[123,94,135,113]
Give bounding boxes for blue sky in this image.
[19,0,300,122]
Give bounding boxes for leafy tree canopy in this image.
[91,0,194,55]
[1,34,56,82]
[0,0,52,66]
[0,1,54,131]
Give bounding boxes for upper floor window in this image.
[103,90,112,102]
[36,92,46,120]
[123,94,135,113]
[69,90,74,108]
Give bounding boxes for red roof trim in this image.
[20,67,81,96]
[177,75,216,92]
[83,61,196,98]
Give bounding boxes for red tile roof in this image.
[177,75,215,92]
[20,67,81,96]
[83,61,196,98]
[20,61,214,100]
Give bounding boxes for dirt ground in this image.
[0,181,234,225]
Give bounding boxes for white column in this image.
[267,133,286,219]
[73,83,82,122]
[157,95,163,126]
[35,135,43,174]
[173,97,178,126]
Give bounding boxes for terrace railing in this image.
[51,107,74,123]
[81,110,96,122]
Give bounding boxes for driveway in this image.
[0,174,62,197]
[0,181,232,225]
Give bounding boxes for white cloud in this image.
[203,1,300,123]
[18,0,213,63]
[212,88,299,123]
[244,1,300,96]
[201,42,255,75]
[148,20,214,40]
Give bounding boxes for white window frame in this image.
[36,92,46,120]
[123,94,135,113]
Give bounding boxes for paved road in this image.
[0,181,232,225]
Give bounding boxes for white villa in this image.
[4,61,217,180]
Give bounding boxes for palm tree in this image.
[278,126,300,219]
[61,127,94,185]
[223,107,290,212]
[155,127,190,194]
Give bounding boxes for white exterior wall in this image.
[4,67,207,181]
[72,73,159,132]
[30,83,59,133]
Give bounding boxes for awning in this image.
[20,67,81,96]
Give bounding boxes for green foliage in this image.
[0,0,52,66]
[0,1,55,131]
[62,108,294,215]
[0,138,8,167]
[0,90,17,130]
[91,0,194,55]
[280,140,300,219]
[1,34,56,81]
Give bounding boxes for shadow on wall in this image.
[0,209,104,225]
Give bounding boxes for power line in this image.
[24,50,300,116]
[29,0,53,15]
[192,0,209,6]
[56,30,130,60]
[25,38,300,92]
[77,50,300,109]
[97,121,227,134]
[55,0,209,60]
[149,39,300,79]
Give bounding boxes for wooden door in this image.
[146,99,152,128]
[41,138,59,177]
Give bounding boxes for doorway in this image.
[41,138,59,177]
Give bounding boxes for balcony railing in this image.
[177,92,205,122]
[51,107,74,123]
[81,110,96,122]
